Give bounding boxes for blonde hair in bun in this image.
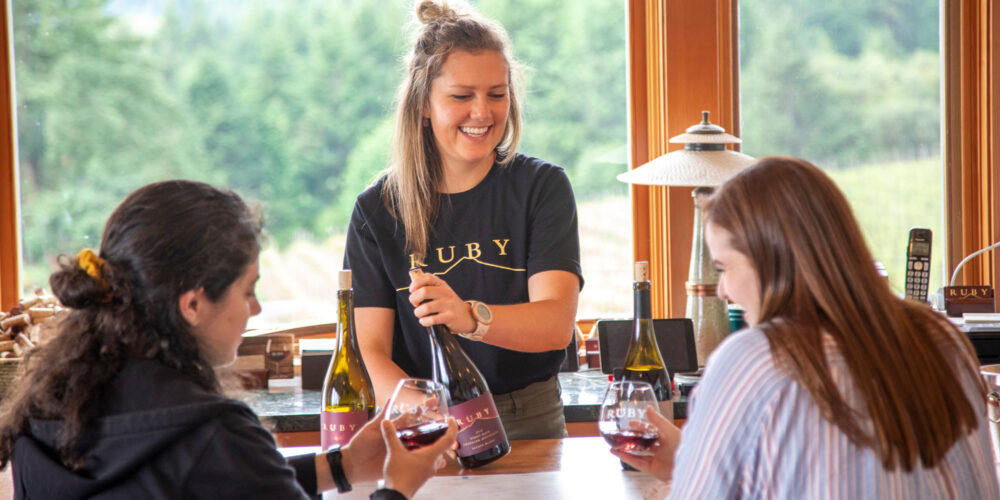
[384,0,524,260]
[416,0,460,25]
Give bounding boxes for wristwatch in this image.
[460,300,493,341]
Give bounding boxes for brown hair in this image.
[384,0,522,260]
[0,180,262,470]
[705,156,986,471]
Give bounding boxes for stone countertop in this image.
[245,370,688,433]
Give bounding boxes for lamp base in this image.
[685,287,731,366]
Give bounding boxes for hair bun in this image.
[417,0,459,25]
[49,256,114,310]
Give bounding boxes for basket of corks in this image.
[0,292,65,396]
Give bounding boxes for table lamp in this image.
[617,111,755,366]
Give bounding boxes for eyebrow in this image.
[446,84,508,91]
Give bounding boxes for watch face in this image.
[474,302,492,323]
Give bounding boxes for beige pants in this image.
[493,375,567,440]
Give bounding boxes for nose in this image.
[716,278,729,302]
[251,297,262,317]
[470,95,488,120]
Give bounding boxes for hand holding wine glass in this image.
[610,405,683,482]
[380,416,458,499]
[600,381,661,456]
[385,378,451,450]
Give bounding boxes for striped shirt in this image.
[668,328,999,499]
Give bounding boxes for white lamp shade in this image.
[617,149,756,187]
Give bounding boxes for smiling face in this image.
[189,258,262,367]
[705,222,762,327]
[425,49,510,177]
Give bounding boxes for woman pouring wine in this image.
[344,0,582,444]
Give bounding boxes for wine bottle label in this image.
[450,394,507,457]
[321,410,368,451]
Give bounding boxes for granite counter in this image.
[244,369,688,433]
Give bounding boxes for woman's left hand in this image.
[611,405,681,482]
[408,272,476,334]
[339,404,389,485]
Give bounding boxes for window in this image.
[738,0,943,295]
[7,0,630,325]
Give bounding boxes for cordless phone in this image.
[904,227,932,303]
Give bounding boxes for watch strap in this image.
[459,301,490,341]
[325,447,352,493]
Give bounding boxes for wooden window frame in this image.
[625,0,999,317]
[943,0,999,291]
[1,1,997,312]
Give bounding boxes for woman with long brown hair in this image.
[616,157,997,498]
[0,180,456,499]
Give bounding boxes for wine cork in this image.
[0,314,28,330]
[15,333,35,350]
[339,270,352,290]
[27,307,55,321]
[19,296,42,309]
[634,261,650,281]
[408,267,424,280]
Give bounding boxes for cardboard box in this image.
[237,333,295,379]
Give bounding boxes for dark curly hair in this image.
[0,180,262,470]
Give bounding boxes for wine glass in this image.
[599,380,660,456]
[386,378,450,450]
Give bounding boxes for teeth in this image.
[460,126,489,136]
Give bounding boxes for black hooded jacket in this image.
[11,359,319,499]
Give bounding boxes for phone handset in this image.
[904,227,932,303]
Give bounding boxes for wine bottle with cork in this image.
[320,269,376,450]
[622,261,674,420]
[409,268,510,469]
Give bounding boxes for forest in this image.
[11,0,941,315]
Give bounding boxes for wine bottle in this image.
[409,268,510,468]
[622,261,673,420]
[321,270,376,450]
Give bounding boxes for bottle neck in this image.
[627,280,663,365]
[633,280,652,325]
[427,324,450,383]
[337,289,357,355]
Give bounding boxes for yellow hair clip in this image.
[76,248,108,289]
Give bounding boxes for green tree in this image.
[13,0,207,288]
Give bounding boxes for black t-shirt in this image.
[344,153,583,395]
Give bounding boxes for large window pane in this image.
[738,0,943,296]
[13,0,630,327]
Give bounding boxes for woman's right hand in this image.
[611,405,681,482]
[380,417,459,498]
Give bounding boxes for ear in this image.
[178,287,208,327]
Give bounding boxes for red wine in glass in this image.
[396,421,449,450]
[601,429,659,455]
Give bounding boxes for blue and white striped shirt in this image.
[668,328,999,499]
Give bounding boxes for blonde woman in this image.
[344,0,582,440]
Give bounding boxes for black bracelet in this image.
[371,488,408,500]
[324,447,352,493]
